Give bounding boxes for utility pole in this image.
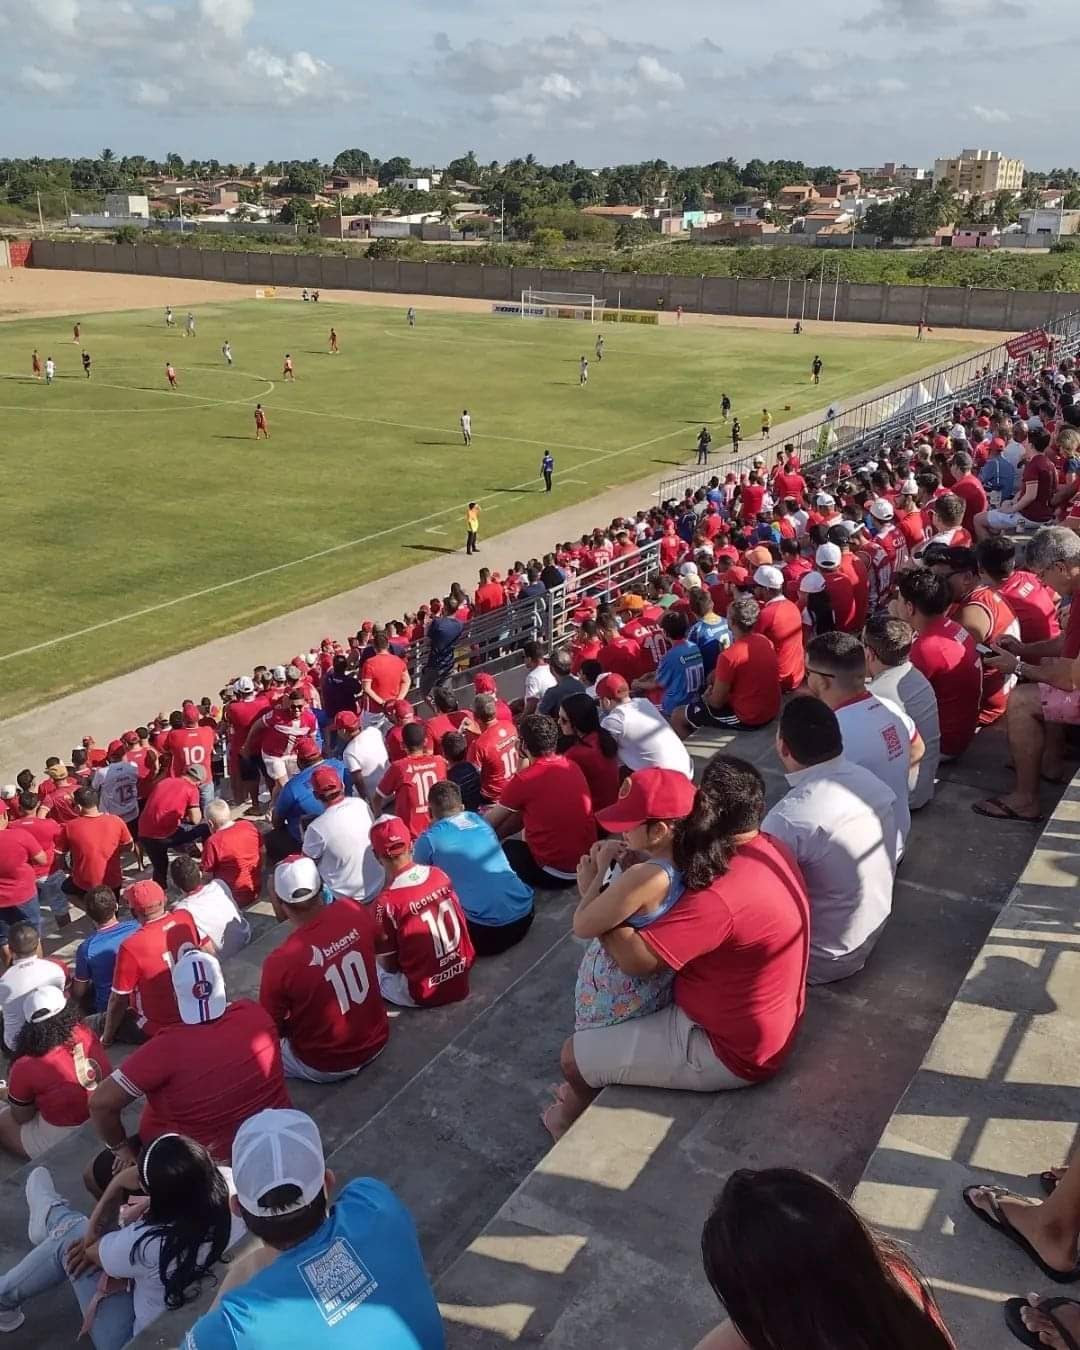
[500,194,505,244]
[36,192,45,235]
[178,189,185,235]
[338,193,344,241]
[816,253,825,321]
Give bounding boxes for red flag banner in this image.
[1006,329,1051,360]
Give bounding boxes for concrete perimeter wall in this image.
[28,240,1080,331]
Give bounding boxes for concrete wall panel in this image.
[369,259,399,292]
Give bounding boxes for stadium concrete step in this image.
[853,765,1080,1347]
[435,724,1066,1348]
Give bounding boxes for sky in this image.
[1,0,1076,170]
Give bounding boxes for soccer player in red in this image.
[283,353,295,381]
[370,817,474,1008]
[261,856,388,1080]
[329,328,339,354]
[374,724,447,837]
[468,694,520,804]
[31,350,42,379]
[165,362,178,389]
[254,403,269,439]
[101,879,202,1044]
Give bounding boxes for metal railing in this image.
[658,307,1080,503]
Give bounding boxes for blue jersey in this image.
[74,919,140,1012]
[656,640,704,714]
[979,455,1016,500]
[688,616,732,677]
[414,812,533,927]
[184,1179,444,1350]
[274,758,350,843]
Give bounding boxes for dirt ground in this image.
[0,266,1014,343]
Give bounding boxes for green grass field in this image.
[0,300,978,718]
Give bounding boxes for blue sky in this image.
[0,0,1073,169]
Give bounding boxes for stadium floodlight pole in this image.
[500,195,505,244]
[178,187,185,235]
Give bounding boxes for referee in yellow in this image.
[465,501,481,554]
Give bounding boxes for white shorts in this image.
[573,1003,751,1093]
[987,510,1043,533]
[262,753,297,782]
[377,966,418,1008]
[280,1037,378,1083]
[20,1113,80,1159]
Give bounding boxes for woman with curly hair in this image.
[0,1132,243,1343]
[0,987,110,1160]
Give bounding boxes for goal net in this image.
[521,289,606,322]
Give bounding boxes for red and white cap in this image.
[370,816,411,858]
[172,946,226,1025]
[232,1109,326,1218]
[595,673,629,700]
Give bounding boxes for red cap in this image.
[310,765,344,800]
[990,437,1006,450]
[976,415,990,428]
[295,736,321,764]
[595,768,697,832]
[360,620,375,633]
[387,699,413,723]
[333,711,359,732]
[182,703,200,725]
[933,434,948,450]
[370,816,411,857]
[122,730,139,745]
[125,879,166,913]
[107,739,125,757]
[596,673,629,700]
[473,673,496,693]
[321,636,334,648]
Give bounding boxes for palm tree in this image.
[100,147,115,164]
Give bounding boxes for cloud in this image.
[636,55,684,91]
[876,76,907,93]
[972,103,1010,124]
[198,0,254,40]
[700,36,723,53]
[432,30,451,53]
[859,0,1023,24]
[18,64,73,93]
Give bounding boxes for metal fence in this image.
[658,307,1080,503]
[403,541,662,688]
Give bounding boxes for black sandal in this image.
[1004,1296,1080,1350]
[963,1186,1080,1283]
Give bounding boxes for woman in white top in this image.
[0,1132,244,1345]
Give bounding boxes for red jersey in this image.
[138,776,199,840]
[260,899,388,1072]
[659,532,685,570]
[773,471,807,502]
[259,705,317,759]
[58,814,132,891]
[124,745,159,802]
[597,635,644,683]
[468,722,520,801]
[999,571,1060,645]
[754,597,805,692]
[896,508,927,553]
[823,571,858,632]
[7,1024,111,1126]
[739,483,765,523]
[637,627,671,674]
[115,998,289,1162]
[111,910,202,1036]
[911,617,982,757]
[10,816,62,878]
[951,473,989,535]
[373,864,474,1006]
[710,566,750,618]
[951,585,1018,725]
[781,558,812,604]
[384,720,434,763]
[591,540,613,570]
[376,754,447,837]
[473,581,506,614]
[361,652,408,713]
[224,696,270,754]
[164,726,216,779]
[201,819,263,907]
[570,637,602,674]
[865,525,908,613]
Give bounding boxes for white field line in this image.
[0,369,274,413]
[0,421,691,663]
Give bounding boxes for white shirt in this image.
[869,661,941,810]
[45,360,55,376]
[303,796,382,900]
[834,693,915,852]
[524,664,557,704]
[461,413,471,432]
[601,698,694,779]
[763,756,897,983]
[342,727,390,801]
[175,880,251,959]
[92,761,139,822]
[0,956,66,1052]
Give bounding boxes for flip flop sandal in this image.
[1004,1296,1080,1350]
[972,799,1045,823]
[963,1186,1080,1283]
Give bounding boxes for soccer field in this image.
[0,298,978,718]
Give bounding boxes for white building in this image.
[1017,208,1080,240]
[103,193,149,218]
[391,176,432,192]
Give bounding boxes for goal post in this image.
[521,288,605,323]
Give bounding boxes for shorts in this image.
[280,1037,382,1083]
[262,752,297,782]
[683,698,748,731]
[986,510,1044,532]
[20,1113,80,1160]
[573,1003,751,1093]
[377,966,418,1008]
[1039,683,1080,725]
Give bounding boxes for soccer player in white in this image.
[165,306,174,328]
[595,333,604,361]
[222,341,233,366]
[579,356,589,386]
[407,307,416,327]
[185,312,196,338]
[44,357,55,385]
[461,409,472,445]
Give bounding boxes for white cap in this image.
[679,561,700,577]
[0,785,16,800]
[815,492,835,507]
[274,856,322,904]
[753,455,765,466]
[235,675,255,694]
[949,423,968,441]
[23,985,66,1024]
[870,498,895,522]
[864,460,879,472]
[901,476,918,494]
[306,652,318,666]
[271,665,287,681]
[753,564,784,591]
[837,519,864,538]
[172,947,226,1025]
[232,1109,326,1218]
[816,542,842,569]
[800,571,826,594]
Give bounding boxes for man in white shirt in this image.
[805,631,924,855]
[302,767,382,900]
[168,856,251,960]
[335,711,390,802]
[520,642,557,716]
[763,696,897,985]
[595,673,694,780]
[0,922,67,1054]
[92,742,140,838]
[863,614,941,811]
[1002,420,1028,469]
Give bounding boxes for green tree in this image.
[113,224,139,244]
[333,148,374,176]
[378,156,412,187]
[278,196,315,225]
[615,218,654,248]
[100,147,115,164]
[682,184,705,211]
[444,151,480,184]
[278,162,323,195]
[367,236,400,258]
[532,227,565,253]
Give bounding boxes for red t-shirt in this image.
[110,910,202,1036]
[642,833,810,1081]
[565,735,621,812]
[8,1024,111,1125]
[260,706,317,759]
[570,637,602,674]
[597,635,644,683]
[499,756,597,874]
[711,634,782,726]
[739,483,765,523]
[950,585,1018,724]
[754,598,805,693]
[781,558,812,603]
[773,471,807,502]
[224,697,270,755]
[123,745,159,801]
[710,566,750,618]
[469,722,520,801]
[115,998,290,1162]
[1022,453,1057,522]
[999,571,1060,645]
[10,816,61,878]
[361,652,408,711]
[896,508,927,553]
[138,777,199,840]
[951,473,988,535]
[373,865,474,1006]
[0,830,42,907]
[384,720,434,763]
[426,711,469,751]
[473,582,506,614]
[201,819,263,907]
[164,726,216,779]
[840,552,871,628]
[376,754,448,837]
[910,617,982,757]
[260,899,388,1071]
[821,570,858,632]
[58,815,131,890]
[43,780,80,825]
